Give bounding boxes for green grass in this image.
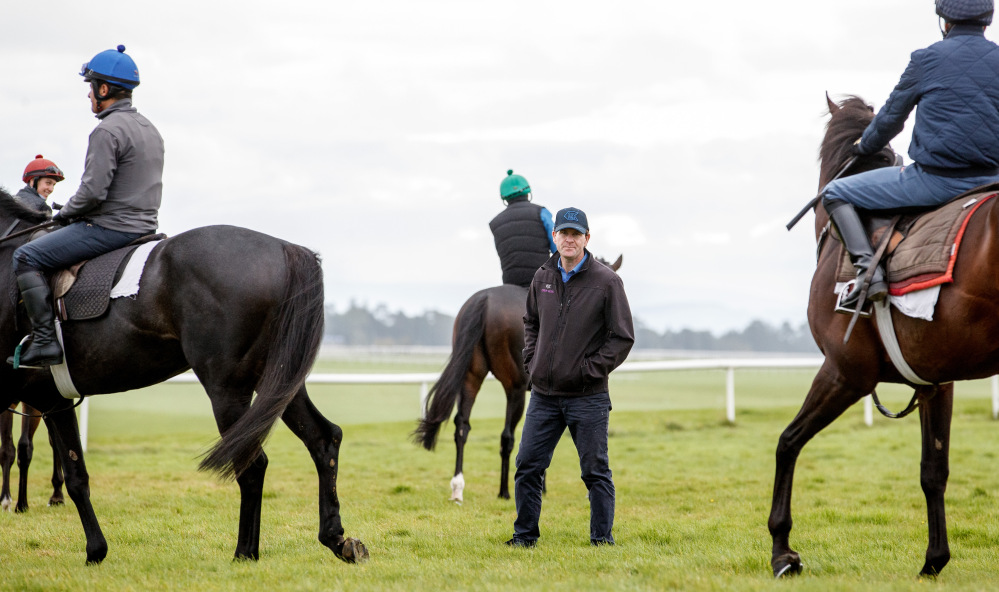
[2,366,999,591]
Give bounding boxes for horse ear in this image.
[610,254,623,272]
[826,91,839,115]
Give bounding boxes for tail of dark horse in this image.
[199,245,325,480]
[412,292,488,450]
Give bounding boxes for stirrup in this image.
[834,280,872,318]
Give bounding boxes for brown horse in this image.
[0,403,64,512]
[413,256,621,503]
[769,94,991,577]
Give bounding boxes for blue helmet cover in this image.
[80,44,140,89]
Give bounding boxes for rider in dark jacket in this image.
[15,155,64,214]
[489,170,557,288]
[9,45,164,368]
[821,0,999,311]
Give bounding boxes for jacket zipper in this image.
[547,280,570,390]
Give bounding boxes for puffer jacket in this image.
[523,251,634,397]
[859,25,999,173]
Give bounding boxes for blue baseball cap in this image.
[554,207,589,233]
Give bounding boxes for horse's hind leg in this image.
[13,410,40,513]
[769,363,868,577]
[0,408,13,511]
[281,387,368,562]
[44,404,108,564]
[42,413,65,506]
[203,384,266,560]
[917,383,953,576]
[451,344,487,503]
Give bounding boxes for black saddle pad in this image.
[59,244,145,321]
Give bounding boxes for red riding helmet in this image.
[22,155,65,184]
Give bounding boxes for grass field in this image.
[2,357,999,591]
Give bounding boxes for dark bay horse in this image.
[1,403,64,512]
[0,187,366,565]
[769,94,992,577]
[414,256,622,503]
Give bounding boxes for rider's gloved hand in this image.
[51,212,72,226]
[850,139,868,157]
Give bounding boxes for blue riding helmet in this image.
[936,0,994,24]
[80,45,140,89]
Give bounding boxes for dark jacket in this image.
[14,185,52,214]
[859,25,999,174]
[523,250,634,397]
[490,199,552,287]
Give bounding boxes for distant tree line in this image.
[325,302,819,353]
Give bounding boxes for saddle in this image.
[8,233,167,325]
[833,183,999,296]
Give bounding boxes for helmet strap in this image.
[91,80,112,104]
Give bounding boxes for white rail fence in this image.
[75,357,999,451]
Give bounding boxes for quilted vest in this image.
[489,200,551,288]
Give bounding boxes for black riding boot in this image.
[7,271,63,368]
[827,201,888,310]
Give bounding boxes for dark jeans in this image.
[13,221,145,275]
[512,391,614,544]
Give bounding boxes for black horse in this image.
[1,403,64,512]
[414,256,621,503]
[0,187,366,564]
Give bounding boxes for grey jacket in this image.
[60,99,164,233]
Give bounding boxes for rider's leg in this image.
[823,198,887,307]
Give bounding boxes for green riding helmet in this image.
[500,169,531,201]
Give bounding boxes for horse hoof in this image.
[48,498,65,507]
[773,553,802,578]
[339,537,369,564]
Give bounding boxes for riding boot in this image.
[7,271,63,367]
[827,201,888,310]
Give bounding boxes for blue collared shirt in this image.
[557,252,588,283]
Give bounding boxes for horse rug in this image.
[832,184,999,320]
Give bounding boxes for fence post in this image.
[992,375,998,420]
[80,398,89,452]
[864,395,873,427]
[726,367,735,423]
[419,382,429,420]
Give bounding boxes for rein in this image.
[0,220,58,245]
[786,155,860,231]
[6,396,87,419]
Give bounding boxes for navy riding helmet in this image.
[936,0,994,25]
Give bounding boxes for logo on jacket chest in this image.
[541,283,555,294]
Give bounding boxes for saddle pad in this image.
[59,244,143,320]
[835,189,998,296]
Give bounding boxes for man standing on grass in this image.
[506,207,634,548]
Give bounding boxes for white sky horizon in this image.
[0,1,947,334]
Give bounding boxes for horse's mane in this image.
[819,96,875,181]
[0,186,52,224]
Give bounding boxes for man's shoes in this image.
[504,538,536,548]
[591,539,615,546]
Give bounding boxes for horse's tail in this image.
[199,245,325,481]
[412,292,489,451]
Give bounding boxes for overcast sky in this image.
[0,1,950,334]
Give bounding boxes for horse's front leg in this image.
[281,387,368,563]
[0,408,13,511]
[917,383,952,576]
[770,363,867,577]
[44,414,65,506]
[45,403,108,564]
[499,383,527,500]
[14,411,41,513]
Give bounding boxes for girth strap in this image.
[873,300,932,386]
